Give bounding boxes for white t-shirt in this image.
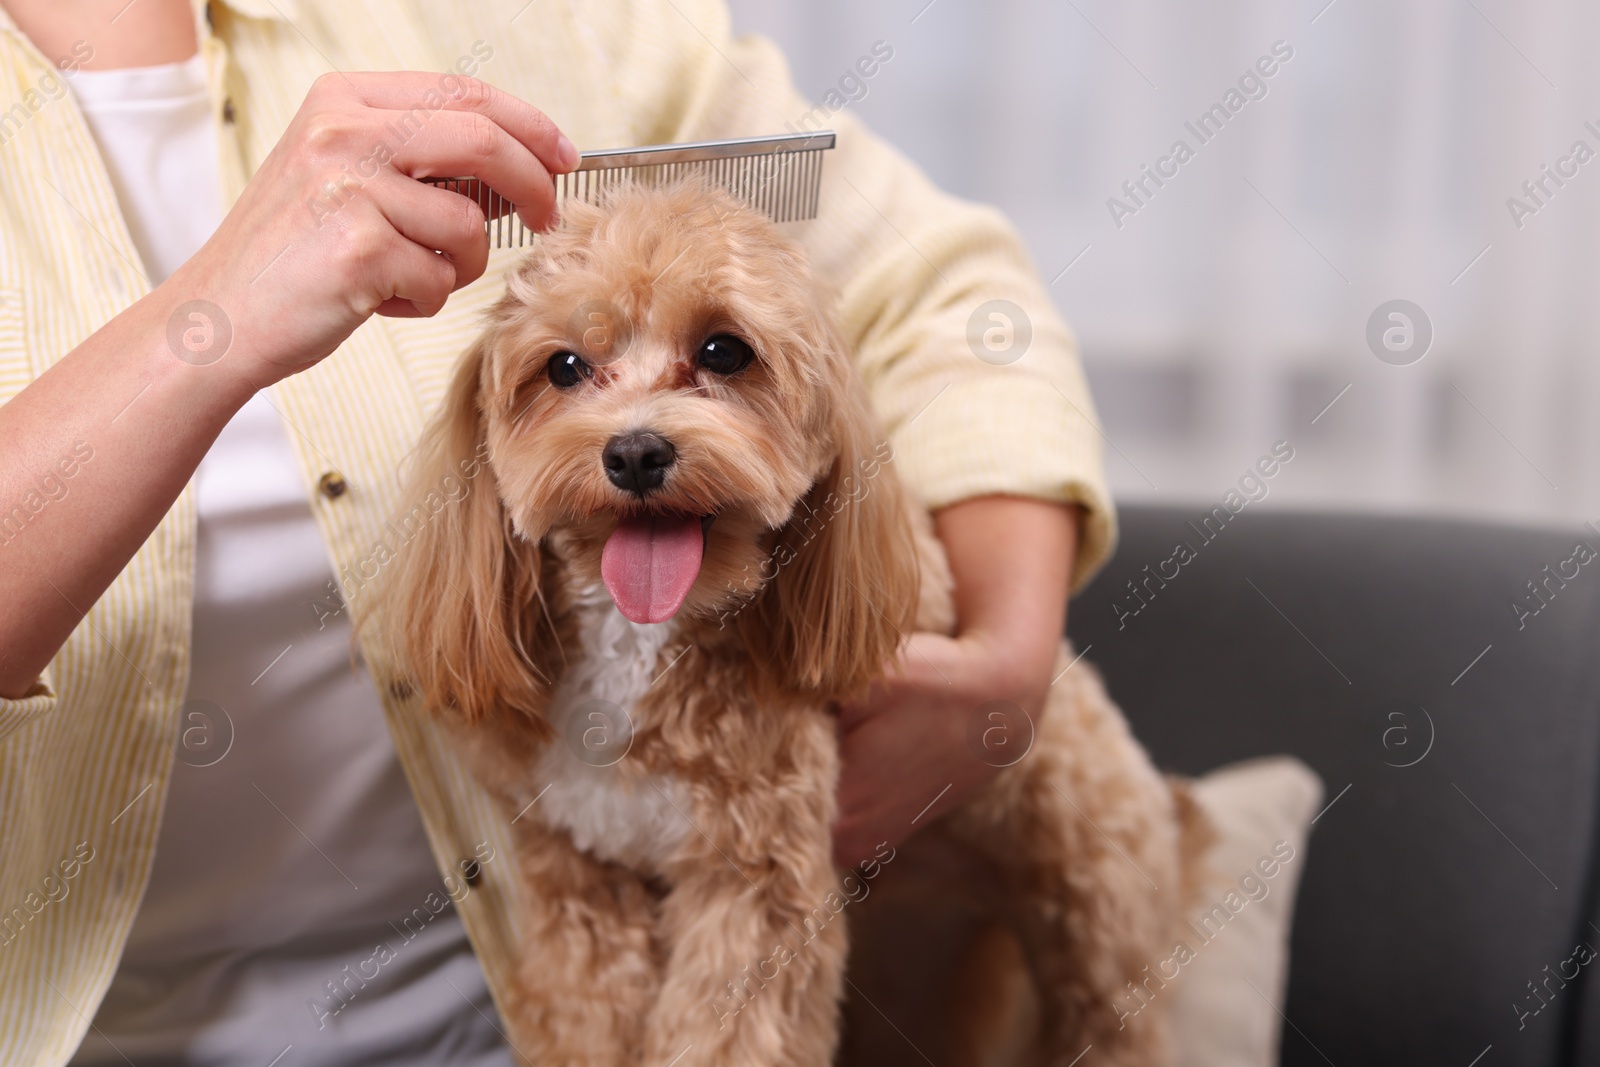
[65,56,513,1067]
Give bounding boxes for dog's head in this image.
[382,181,918,721]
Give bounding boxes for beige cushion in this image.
[1165,757,1325,1067]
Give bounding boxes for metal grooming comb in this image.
[425,131,836,248]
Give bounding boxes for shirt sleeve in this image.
[594,0,1117,591]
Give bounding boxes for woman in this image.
[0,0,1109,1062]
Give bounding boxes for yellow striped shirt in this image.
[0,0,1112,1060]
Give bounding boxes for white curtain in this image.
[727,0,1600,527]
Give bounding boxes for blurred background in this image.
[726,0,1600,529]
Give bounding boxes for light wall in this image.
[726,0,1600,529]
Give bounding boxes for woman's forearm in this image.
[0,287,254,697]
[931,495,1081,686]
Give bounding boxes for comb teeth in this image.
[424,131,835,249]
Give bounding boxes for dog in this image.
[378,179,1208,1066]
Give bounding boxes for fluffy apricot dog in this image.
[380,180,1206,1066]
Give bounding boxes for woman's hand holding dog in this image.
[833,497,1080,866]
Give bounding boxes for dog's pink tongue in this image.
[602,515,705,624]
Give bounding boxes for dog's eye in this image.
[696,334,754,376]
[547,351,593,388]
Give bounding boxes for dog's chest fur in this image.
[532,584,692,871]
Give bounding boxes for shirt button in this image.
[317,471,347,499]
[221,97,236,124]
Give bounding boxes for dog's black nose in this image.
[603,431,676,496]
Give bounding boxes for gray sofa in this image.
[841,505,1600,1065]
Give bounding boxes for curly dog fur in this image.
[377,180,1207,1067]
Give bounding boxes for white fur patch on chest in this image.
[532,586,692,871]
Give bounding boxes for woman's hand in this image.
[0,71,575,697]
[832,497,1080,868]
[176,71,577,390]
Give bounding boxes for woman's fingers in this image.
[368,229,459,318]
[334,71,576,174]
[373,175,491,291]
[385,107,560,230]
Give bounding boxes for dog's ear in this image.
[737,325,920,698]
[374,335,548,723]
